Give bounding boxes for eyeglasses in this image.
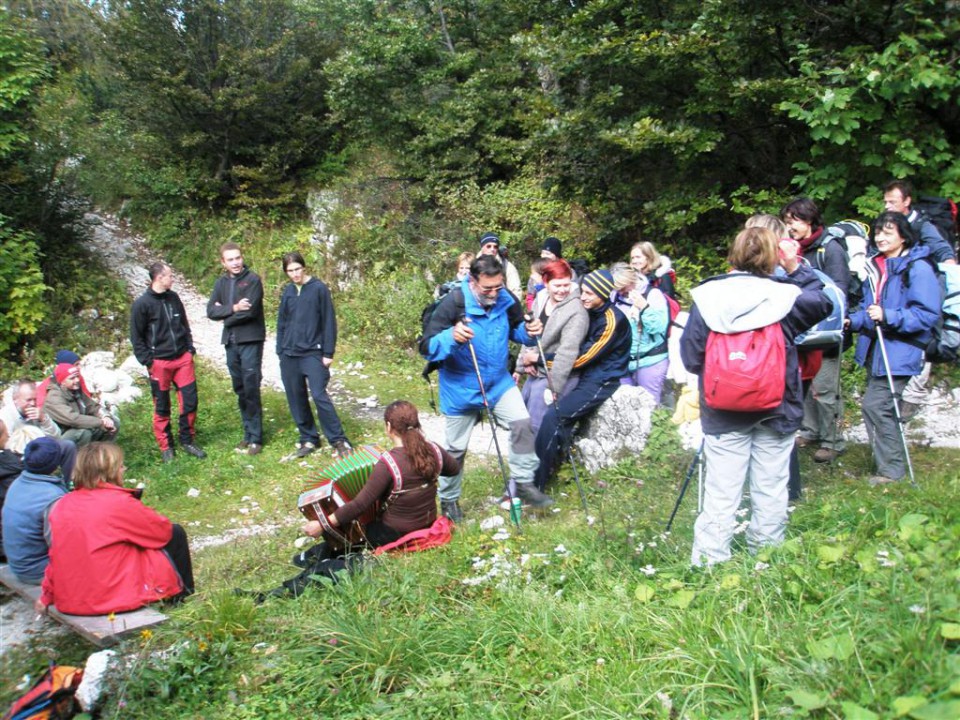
[477,282,503,294]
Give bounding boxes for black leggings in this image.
[164,523,195,595]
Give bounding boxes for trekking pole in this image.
[665,439,704,532]
[866,271,917,488]
[526,315,589,514]
[461,317,521,529]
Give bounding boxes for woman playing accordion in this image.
[252,400,459,601]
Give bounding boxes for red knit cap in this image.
[54,363,80,384]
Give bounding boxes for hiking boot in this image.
[899,401,921,422]
[235,441,250,452]
[181,442,207,459]
[795,436,815,449]
[516,482,555,510]
[161,448,175,463]
[868,475,900,487]
[813,448,841,464]
[295,441,317,458]
[441,500,463,523]
[332,440,354,459]
[247,443,263,456]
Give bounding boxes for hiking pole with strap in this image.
[526,315,589,514]
[461,316,521,529]
[865,269,917,487]
[665,439,704,532]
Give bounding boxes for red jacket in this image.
[40,483,182,615]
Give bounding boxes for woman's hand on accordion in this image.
[303,520,323,537]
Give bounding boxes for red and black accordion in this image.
[297,444,385,551]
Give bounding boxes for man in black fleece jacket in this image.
[207,243,266,455]
[130,262,206,462]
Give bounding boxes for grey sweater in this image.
[533,290,589,396]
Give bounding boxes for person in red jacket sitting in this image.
[36,443,194,616]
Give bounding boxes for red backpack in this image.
[703,323,786,412]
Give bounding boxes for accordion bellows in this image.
[297,444,386,549]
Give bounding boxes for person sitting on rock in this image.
[35,349,92,408]
[1,437,75,584]
[1,378,62,447]
[43,364,119,447]
[37,442,194,615]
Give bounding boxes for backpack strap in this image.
[636,285,669,359]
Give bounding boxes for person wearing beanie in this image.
[478,232,523,298]
[44,363,119,447]
[130,262,206,462]
[541,237,563,261]
[34,349,92,407]
[420,253,555,521]
[1,436,74,583]
[533,268,632,490]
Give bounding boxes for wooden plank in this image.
[0,565,167,647]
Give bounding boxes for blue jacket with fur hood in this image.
[680,265,830,435]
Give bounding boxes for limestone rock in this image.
[575,385,656,473]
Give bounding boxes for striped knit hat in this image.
[581,269,615,299]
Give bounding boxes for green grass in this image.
[2,343,959,720]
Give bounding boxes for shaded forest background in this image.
[1,0,958,360]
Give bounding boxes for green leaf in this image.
[807,634,855,660]
[950,679,960,695]
[817,545,846,564]
[941,623,960,640]
[720,574,741,589]
[666,590,696,609]
[634,583,655,603]
[892,696,928,717]
[786,689,828,711]
[841,702,879,720]
[909,701,960,720]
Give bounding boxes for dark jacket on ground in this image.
[276,277,338,358]
[334,445,459,536]
[848,244,941,377]
[206,267,266,345]
[680,265,830,436]
[130,288,195,366]
[571,302,632,384]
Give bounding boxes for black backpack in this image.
[417,287,465,378]
[914,196,959,253]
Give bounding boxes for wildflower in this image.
[656,692,673,712]
[140,629,153,642]
[108,612,116,623]
[596,657,606,666]
[754,562,770,572]
[908,604,925,615]
[640,564,657,576]
[554,544,568,554]
[197,640,208,652]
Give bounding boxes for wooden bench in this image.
[0,565,167,647]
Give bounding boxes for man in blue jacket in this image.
[421,253,552,522]
[534,269,632,490]
[1,437,73,584]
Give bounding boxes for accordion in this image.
[297,444,385,550]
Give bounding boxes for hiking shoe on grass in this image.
[247,443,263,456]
[235,441,250,452]
[516,482,554,509]
[295,441,317,458]
[868,475,900,486]
[441,500,463,523]
[795,436,815,449]
[813,448,841,463]
[161,448,175,463]
[181,442,207,459]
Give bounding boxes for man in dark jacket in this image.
[0,420,23,562]
[130,262,206,462]
[207,243,266,455]
[533,269,632,490]
[276,252,353,459]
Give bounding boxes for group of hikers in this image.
[1,177,955,613]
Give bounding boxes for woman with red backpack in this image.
[680,227,831,566]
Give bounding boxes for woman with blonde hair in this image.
[680,227,831,566]
[630,241,677,299]
[37,443,193,615]
[610,263,670,403]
